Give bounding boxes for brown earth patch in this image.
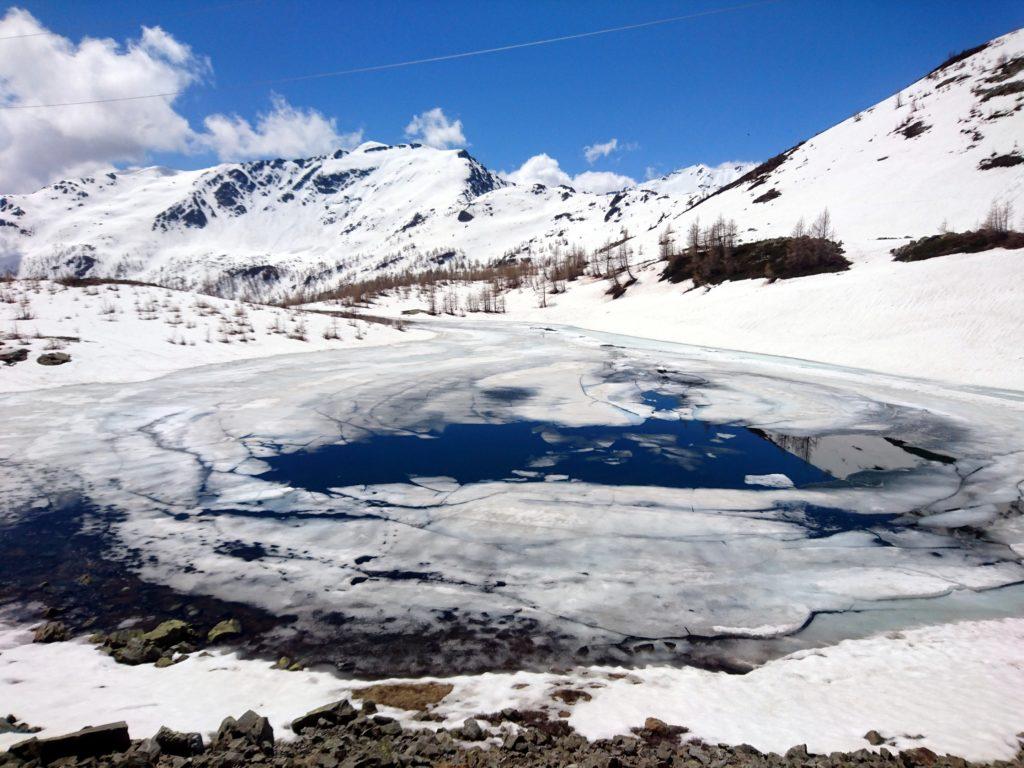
[352,681,454,711]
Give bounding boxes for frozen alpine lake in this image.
[2,322,1023,676]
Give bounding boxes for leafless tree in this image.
[658,224,675,261]
[810,208,835,240]
[983,199,1014,233]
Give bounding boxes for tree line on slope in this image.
[659,210,850,286]
[891,201,1024,262]
[296,210,853,316]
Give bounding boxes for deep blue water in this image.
[261,413,834,493]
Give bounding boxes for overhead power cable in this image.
[0,0,269,41]
[0,0,781,110]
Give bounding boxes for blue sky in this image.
[3,0,1023,190]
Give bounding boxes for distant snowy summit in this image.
[1,27,1022,298]
[641,162,755,206]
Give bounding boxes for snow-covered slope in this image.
[669,31,1024,240]
[0,279,425,393]
[1,30,1022,300]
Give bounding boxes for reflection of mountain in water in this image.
[754,431,925,480]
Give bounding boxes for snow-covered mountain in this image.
[664,32,1024,243]
[1,28,1022,298]
[641,162,755,207]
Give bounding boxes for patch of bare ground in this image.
[352,682,454,711]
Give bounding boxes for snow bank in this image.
[2,618,1023,761]
[365,240,1024,391]
[0,280,428,393]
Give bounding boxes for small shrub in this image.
[894,117,930,139]
[928,42,989,76]
[976,79,1024,102]
[753,188,781,204]
[978,152,1023,170]
[892,229,1024,262]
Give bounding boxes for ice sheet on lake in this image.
[0,323,1022,666]
[744,474,794,488]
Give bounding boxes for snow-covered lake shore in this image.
[2,312,1023,760]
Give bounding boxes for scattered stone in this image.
[111,636,161,666]
[154,726,205,757]
[902,747,940,766]
[865,729,887,746]
[631,717,689,744]
[353,681,455,711]
[32,621,68,643]
[153,656,174,668]
[0,348,28,365]
[9,721,130,763]
[290,699,358,734]
[0,715,40,736]
[36,352,71,366]
[131,737,162,763]
[0,705,1012,768]
[552,688,593,705]
[141,620,193,649]
[456,718,485,741]
[785,743,810,760]
[207,618,242,643]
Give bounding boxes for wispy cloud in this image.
[583,138,619,164]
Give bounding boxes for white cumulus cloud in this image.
[584,138,619,164]
[504,153,572,187]
[0,7,208,193]
[572,170,636,194]
[199,95,362,162]
[503,153,635,194]
[404,107,466,149]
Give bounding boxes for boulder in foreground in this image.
[290,699,358,734]
[36,352,71,366]
[9,722,130,764]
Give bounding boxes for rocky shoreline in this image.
[3,696,1021,768]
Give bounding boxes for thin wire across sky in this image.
[0,0,780,111]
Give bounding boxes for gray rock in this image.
[216,710,274,750]
[290,699,358,734]
[36,352,71,366]
[112,637,161,666]
[154,725,205,756]
[459,718,485,742]
[207,618,242,643]
[378,720,402,737]
[688,744,712,765]
[140,620,193,649]
[9,721,130,763]
[133,737,163,762]
[785,744,810,761]
[0,348,28,365]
